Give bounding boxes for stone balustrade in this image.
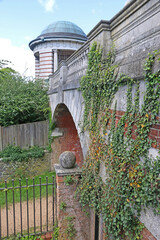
[66,44,89,83]
[49,42,90,92]
[49,69,60,90]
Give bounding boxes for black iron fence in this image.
[0,176,56,239]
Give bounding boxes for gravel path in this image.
[0,196,54,237]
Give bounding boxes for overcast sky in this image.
[0,0,130,77]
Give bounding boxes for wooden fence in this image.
[0,120,49,151]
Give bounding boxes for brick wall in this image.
[51,104,83,168]
[106,110,160,149]
[38,226,157,240]
[55,169,90,240]
[39,52,53,78]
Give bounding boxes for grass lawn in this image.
[0,171,56,207]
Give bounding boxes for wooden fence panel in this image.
[0,121,49,150]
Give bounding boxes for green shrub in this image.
[0,61,49,127]
[0,145,44,162]
[64,175,73,186]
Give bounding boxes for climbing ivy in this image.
[77,42,160,239]
[80,43,120,131]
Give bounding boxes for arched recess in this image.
[51,103,83,168]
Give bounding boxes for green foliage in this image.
[0,145,44,162]
[6,235,41,240]
[60,201,67,211]
[53,222,59,240]
[0,61,49,126]
[77,43,160,239]
[64,216,76,240]
[64,175,73,186]
[80,42,120,131]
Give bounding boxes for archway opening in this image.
[51,104,83,168]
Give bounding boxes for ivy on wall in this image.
[76,42,160,239]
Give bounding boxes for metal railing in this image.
[0,176,56,239]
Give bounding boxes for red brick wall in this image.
[141,228,157,240]
[56,174,90,240]
[40,232,53,240]
[108,110,160,149]
[51,104,83,168]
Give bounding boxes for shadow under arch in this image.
[51,103,83,168]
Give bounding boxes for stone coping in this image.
[54,164,82,176]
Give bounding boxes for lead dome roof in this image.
[39,21,87,40]
[29,21,87,50]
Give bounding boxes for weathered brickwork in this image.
[55,171,90,240]
[39,232,53,240]
[107,110,160,149]
[51,104,83,168]
[141,228,157,240]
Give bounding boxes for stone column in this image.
[53,49,58,72]
[54,162,90,240]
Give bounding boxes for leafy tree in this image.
[0,60,49,126]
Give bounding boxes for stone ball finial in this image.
[59,151,76,169]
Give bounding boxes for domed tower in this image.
[29,21,87,79]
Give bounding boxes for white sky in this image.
[0,38,34,77]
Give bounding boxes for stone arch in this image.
[51,103,84,169]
